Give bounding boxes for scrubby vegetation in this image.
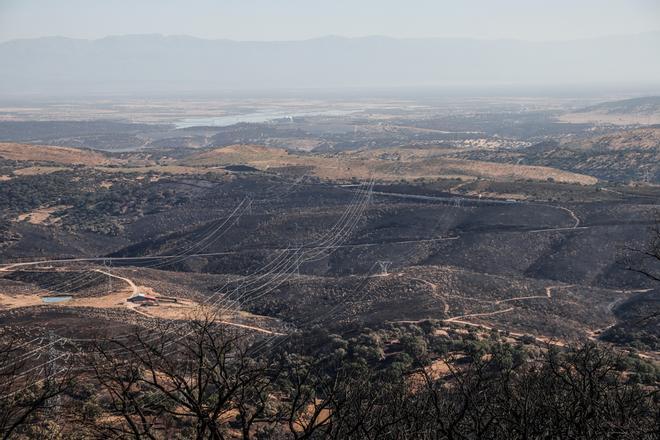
[1,319,657,439]
[0,170,195,235]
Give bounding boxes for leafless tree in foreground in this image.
[88,315,280,439]
[22,317,653,439]
[0,328,72,440]
[279,343,658,440]
[626,223,660,282]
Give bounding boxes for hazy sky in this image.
[1,0,659,42]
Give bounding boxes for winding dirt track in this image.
[93,269,138,296]
[217,320,284,336]
[495,284,573,304]
[93,269,285,334]
[408,277,449,314]
[446,307,516,322]
[555,206,581,228]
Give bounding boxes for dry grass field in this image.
[0,142,113,165]
[181,144,598,184]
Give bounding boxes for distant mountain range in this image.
[1,33,660,96]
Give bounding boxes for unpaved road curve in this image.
[446,307,515,322]
[495,284,574,304]
[587,288,655,340]
[370,189,583,231]
[409,277,450,315]
[93,269,284,335]
[217,320,284,336]
[93,269,138,296]
[555,206,581,228]
[495,295,547,304]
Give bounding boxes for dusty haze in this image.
[1,33,660,97]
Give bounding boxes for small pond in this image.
[42,296,72,304]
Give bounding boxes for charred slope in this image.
[601,289,660,351]
[99,188,658,293]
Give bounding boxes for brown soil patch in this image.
[13,166,69,176]
[70,291,132,309]
[466,191,528,200]
[426,358,453,379]
[0,293,43,309]
[292,399,332,432]
[16,205,70,225]
[0,142,113,165]
[408,357,459,391]
[94,165,220,175]
[184,144,289,166]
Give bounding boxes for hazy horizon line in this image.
[3,30,660,45]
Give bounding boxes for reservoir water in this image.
[42,296,73,304]
[174,109,357,129]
